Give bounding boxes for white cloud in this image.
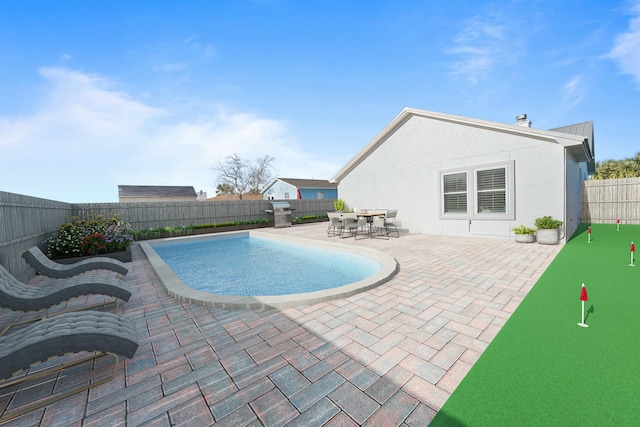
[561,76,586,108]
[609,2,640,88]
[445,13,519,84]
[0,67,338,202]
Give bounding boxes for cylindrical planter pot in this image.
[515,234,535,243]
[536,228,559,245]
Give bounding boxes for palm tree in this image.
[593,152,640,179]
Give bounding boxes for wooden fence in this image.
[582,177,640,224]
[73,199,333,230]
[0,192,73,281]
[1,191,334,280]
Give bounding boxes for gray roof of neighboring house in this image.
[118,185,197,198]
[269,178,337,189]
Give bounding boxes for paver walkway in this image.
[0,223,561,426]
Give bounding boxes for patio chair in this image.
[0,263,132,334]
[22,246,129,279]
[341,213,368,239]
[378,210,399,238]
[372,215,389,239]
[327,212,343,237]
[0,311,138,423]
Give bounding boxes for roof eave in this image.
[331,107,591,183]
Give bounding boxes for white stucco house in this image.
[331,108,594,242]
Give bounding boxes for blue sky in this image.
[1,0,639,203]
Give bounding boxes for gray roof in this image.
[118,185,197,198]
[549,121,595,173]
[276,178,337,189]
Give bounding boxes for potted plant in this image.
[333,199,345,212]
[534,216,564,245]
[512,225,536,243]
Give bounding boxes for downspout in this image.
[562,148,567,242]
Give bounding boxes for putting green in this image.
[430,224,640,426]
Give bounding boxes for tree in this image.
[215,183,234,195]
[212,154,276,199]
[594,152,640,179]
[248,155,276,194]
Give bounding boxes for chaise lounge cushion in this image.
[0,263,131,312]
[0,311,138,380]
[22,246,129,279]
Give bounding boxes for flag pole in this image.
[578,283,588,328]
[587,226,591,244]
[631,242,636,267]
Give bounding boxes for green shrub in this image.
[534,216,563,230]
[512,225,536,235]
[333,199,345,211]
[46,214,133,259]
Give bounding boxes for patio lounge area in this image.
[0,222,561,426]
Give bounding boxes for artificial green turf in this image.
[430,224,640,426]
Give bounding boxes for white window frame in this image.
[439,161,515,220]
[441,171,469,217]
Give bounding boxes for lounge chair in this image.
[0,311,138,423]
[22,246,129,279]
[0,263,131,333]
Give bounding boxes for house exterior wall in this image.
[263,181,296,199]
[299,188,338,200]
[565,152,587,239]
[263,181,338,200]
[338,115,574,240]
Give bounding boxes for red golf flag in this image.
[588,226,591,234]
[632,242,636,253]
[618,219,621,224]
[580,285,588,302]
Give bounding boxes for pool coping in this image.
[139,230,399,309]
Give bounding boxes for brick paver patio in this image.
[0,223,561,426]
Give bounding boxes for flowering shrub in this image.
[46,214,134,259]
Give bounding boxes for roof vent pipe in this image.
[515,114,532,127]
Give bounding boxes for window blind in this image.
[477,168,506,213]
[443,172,467,213]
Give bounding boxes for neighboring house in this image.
[331,108,594,242]
[118,185,197,202]
[262,178,338,200]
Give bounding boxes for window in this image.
[317,191,324,199]
[284,192,289,199]
[440,161,514,220]
[443,172,468,214]
[476,168,506,213]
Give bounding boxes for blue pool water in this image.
[150,235,382,296]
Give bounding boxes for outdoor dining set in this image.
[327,209,399,240]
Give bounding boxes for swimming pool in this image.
[140,231,398,309]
